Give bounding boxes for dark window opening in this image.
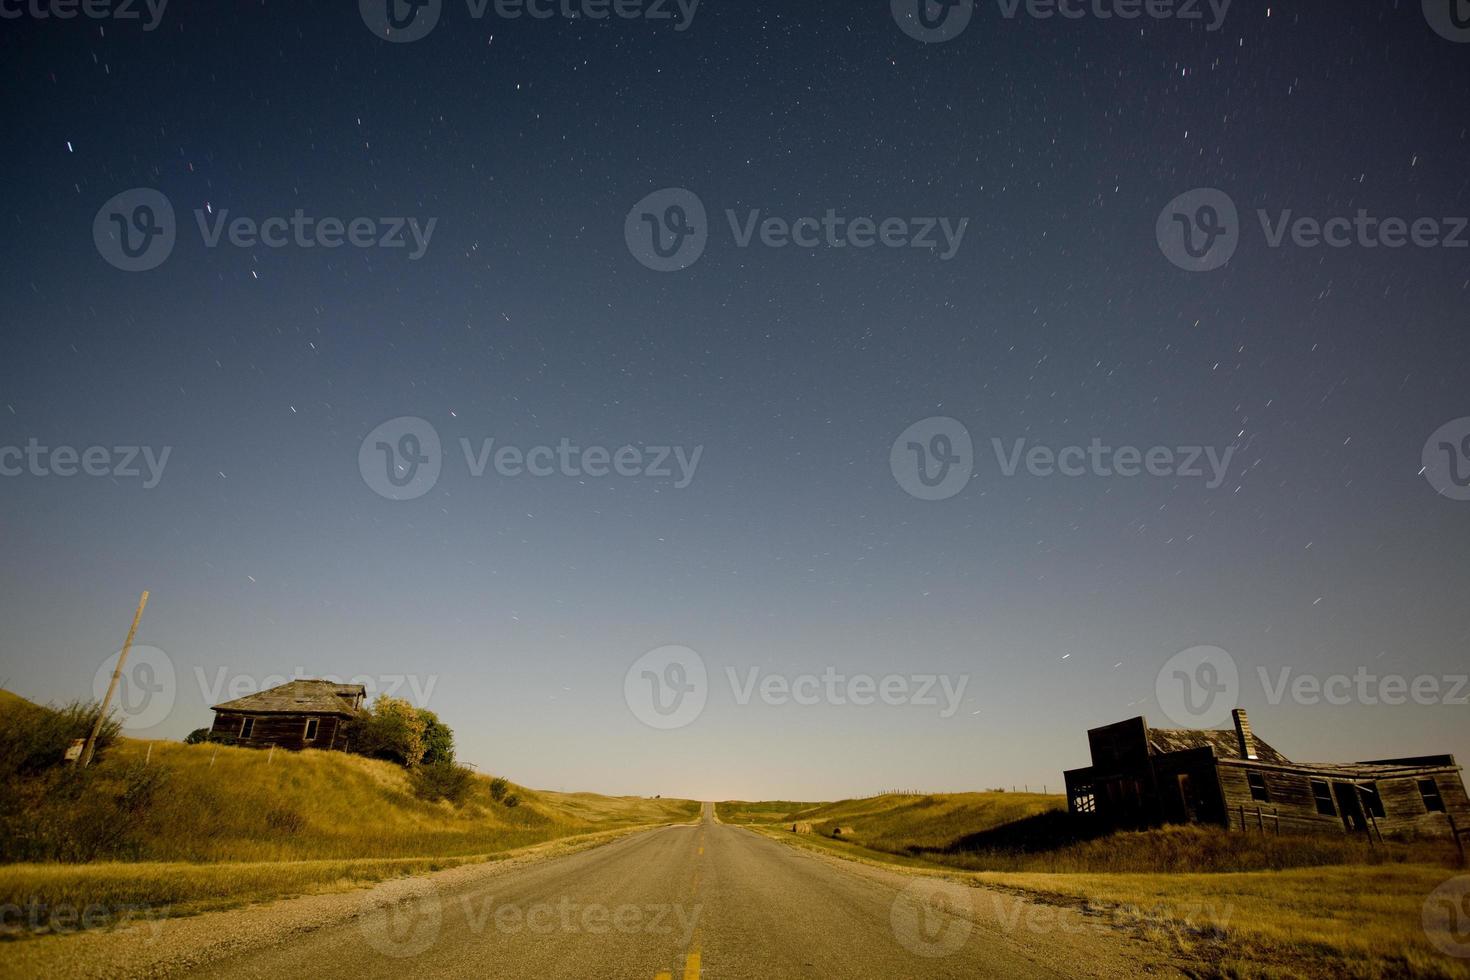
[1311,780,1336,816]
[304,718,319,741]
[240,717,255,739]
[1247,771,1271,803]
[1420,779,1445,813]
[1359,783,1386,818]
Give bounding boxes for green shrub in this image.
[488,777,509,801]
[418,709,455,766]
[346,697,426,767]
[0,699,119,778]
[184,728,235,746]
[0,760,169,863]
[410,761,475,804]
[503,794,520,809]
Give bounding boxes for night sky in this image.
[1,1,1467,800]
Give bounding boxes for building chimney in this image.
[1233,708,1258,760]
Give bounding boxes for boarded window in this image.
[1311,780,1336,816]
[1360,783,1386,818]
[304,718,319,741]
[1420,779,1446,813]
[1247,772,1271,803]
[240,717,255,739]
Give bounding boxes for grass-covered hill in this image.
[0,690,698,919]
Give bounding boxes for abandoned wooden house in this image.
[1063,710,1470,839]
[209,679,366,751]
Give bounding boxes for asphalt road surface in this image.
[183,804,1172,980]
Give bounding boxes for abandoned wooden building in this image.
[209,679,366,751]
[1063,710,1470,839]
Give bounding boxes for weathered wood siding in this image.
[1218,762,1470,838]
[209,711,347,751]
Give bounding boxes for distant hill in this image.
[0,688,36,712]
[717,791,1064,859]
[97,737,697,863]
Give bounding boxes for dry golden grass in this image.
[0,736,698,929]
[104,738,695,863]
[742,797,1470,978]
[973,864,1470,979]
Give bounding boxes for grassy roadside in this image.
[735,808,1470,978]
[0,822,688,932]
[0,729,699,936]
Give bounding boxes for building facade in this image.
[209,679,366,751]
[1063,710,1469,839]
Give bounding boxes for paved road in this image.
[192,804,1172,979]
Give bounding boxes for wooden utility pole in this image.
[80,591,149,767]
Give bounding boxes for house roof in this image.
[212,680,365,717]
[1148,726,1291,765]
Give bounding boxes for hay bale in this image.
[791,821,812,834]
[831,826,855,838]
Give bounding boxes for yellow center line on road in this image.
[683,950,702,979]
